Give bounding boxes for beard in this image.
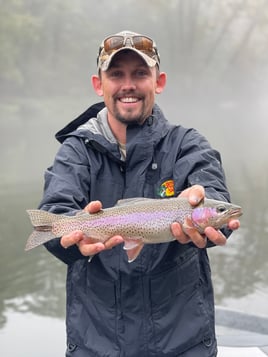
[112,101,149,126]
[115,111,145,126]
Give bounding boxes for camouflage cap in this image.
[97,30,160,71]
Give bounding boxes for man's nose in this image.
[121,75,136,90]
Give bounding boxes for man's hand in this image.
[171,185,240,248]
[60,201,124,256]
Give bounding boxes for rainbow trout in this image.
[25,197,242,262]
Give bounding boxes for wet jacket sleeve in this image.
[39,136,91,264]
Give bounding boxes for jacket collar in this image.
[55,102,171,149]
[55,102,105,143]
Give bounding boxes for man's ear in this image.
[91,75,103,96]
[155,72,167,94]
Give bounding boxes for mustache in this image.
[115,91,143,99]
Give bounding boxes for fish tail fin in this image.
[25,230,56,251]
[26,209,60,227]
[25,210,60,251]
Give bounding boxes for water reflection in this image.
[0,184,66,330]
[209,187,268,314]
[0,310,65,357]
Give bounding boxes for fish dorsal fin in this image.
[116,197,154,207]
[123,238,144,263]
[75,210,90,217]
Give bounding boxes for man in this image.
[39,30,240,356]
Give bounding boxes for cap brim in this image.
[99,47,157,71]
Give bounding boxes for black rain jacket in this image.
[40,102,231,357]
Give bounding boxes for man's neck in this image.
[107,115,127,145]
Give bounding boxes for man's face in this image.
[93,51,166,126]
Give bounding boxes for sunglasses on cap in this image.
[98,34,160,66]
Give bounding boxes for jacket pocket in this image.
[149,249,212,355]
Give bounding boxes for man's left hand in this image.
[171,185,240,248]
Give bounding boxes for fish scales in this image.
[25,197,242,262]
[51,200,192,243]
[52,210,173,242]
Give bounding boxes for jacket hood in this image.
[55,102,105,144]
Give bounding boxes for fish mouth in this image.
[230,208,243,219]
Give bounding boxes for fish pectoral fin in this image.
[182,217,196,231]
[123,238,141,250]
[123,238,144,263]
[75,210,90,217]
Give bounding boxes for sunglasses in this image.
[98,35,160,63]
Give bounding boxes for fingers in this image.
[204,227,227,246]
[182,218,207,248]
[172,217,227,248]
[172,217,208,248]
[84,200,102,214]
[184,229,207,248]
[172,222,207,248]
[61,230,124,257]
[61,230,86,249]
[77,235,124,256]
[171,220,207,248]
[103,235,124,250]
[171,222,191,244]
[178,184,205,206]
[77,240,106,256]
[228,219,240,231]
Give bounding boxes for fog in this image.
[1,0,267,192]
[0,1,268,354]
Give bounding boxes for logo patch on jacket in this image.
[157,180,175,197]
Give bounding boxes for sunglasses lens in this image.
[132,36,153,51]
[103,35,154,54]
[103,36,124,53]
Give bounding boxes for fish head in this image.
[191,200,243,232]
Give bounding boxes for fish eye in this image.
[217,205,227,213]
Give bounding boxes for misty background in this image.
[0,0,268,356]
